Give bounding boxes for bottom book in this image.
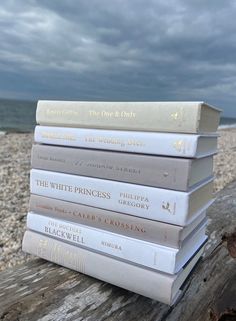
[22,230,205,305]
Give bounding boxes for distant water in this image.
[0,98,235,132]
[218,116,236,129]
[0,98,36,132]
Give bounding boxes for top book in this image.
[36,101,221,133]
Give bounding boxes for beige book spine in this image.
[36,101,220,133]
[29,194,185,247]
[31,144,193,191]
[31,144,214,191]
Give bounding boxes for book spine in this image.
[30,169,190,225]
[34,126,199,157]
[29,195,183,248]
[36,101,200,133]
[22,230,174,304]
[27,212,179,273]
[31,144,191,191]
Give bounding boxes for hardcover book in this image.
[22,230,205,305]
[26,212,207,274]
[31,144,214,191]
[30,169,214,225]
[36,101,221,133]
[29,194,207,248]
[34,126,218,158]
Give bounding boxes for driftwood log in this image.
[0,180,236,321]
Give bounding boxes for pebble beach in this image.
[0,128,236,272]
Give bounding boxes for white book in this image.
[34,126,218,158]
[27,212,207,274]
[23,230,206,305]
[30,169,214,225]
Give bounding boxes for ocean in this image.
[0,98,36,132]
[0,98,235,132]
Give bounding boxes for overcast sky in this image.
[0,0,236,116]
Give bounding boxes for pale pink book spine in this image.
[29,194,183,247]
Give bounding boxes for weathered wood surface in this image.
[0,180,236,321]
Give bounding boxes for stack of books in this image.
[23,101,221,305]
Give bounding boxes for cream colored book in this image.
[36,101,221,133]
[22,230,205,305]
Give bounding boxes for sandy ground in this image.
[0,129,236,271]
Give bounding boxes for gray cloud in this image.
[0,0,236,116]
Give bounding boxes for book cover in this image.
[22,230,205,305]
[26,212,207,273]
[36,101,221,133]
[30,169,214,225]
[34,126,218,158]
[29,194,207,247]
[31,144,214,191]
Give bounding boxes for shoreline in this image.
[218,124,236,130]
[0,128,236,272]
